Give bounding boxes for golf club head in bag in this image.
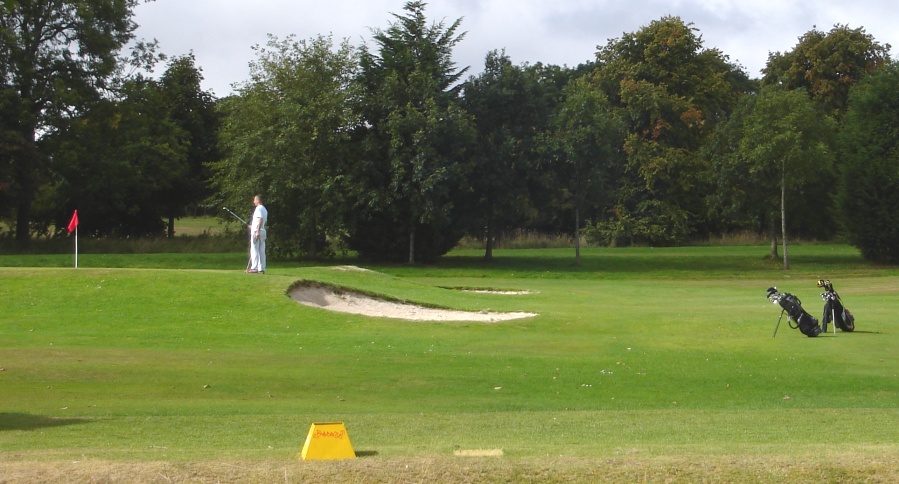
[767,287,822,337]
[817,279,855,332]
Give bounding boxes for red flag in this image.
[67,210,79,233]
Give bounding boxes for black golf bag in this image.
[818,279,855,332]
[766,287,822,337]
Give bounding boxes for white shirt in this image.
[252,204,268,237]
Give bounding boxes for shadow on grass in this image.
[0,413,89,431]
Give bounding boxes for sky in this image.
[131,0,898,97]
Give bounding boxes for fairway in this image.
[1,245,897,482]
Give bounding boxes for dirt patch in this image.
[454,449,504,457]
[288,283,536,322]
[330,265,374,273]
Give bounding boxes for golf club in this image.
[223,207,252,271]
[222,206,247,225]
[766,286,822,337]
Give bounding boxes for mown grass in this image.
[0,245,897,482]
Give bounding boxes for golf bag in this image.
[766,287,822,337]
[818,279,855,332]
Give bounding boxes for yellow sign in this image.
[300,422,356,460]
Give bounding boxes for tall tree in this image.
[593,16,751,245]
[460,52,558,259]
[838,61,899,263]
[0,0,144,242]
[159,53,219,237]
[212,34,358,258]
[0,85,25,229]
[737,85,837,269]
[763,24,890,119]
[49,78,188,237]
[545,73,623,263]
[702,90,778,252]
[350,1,473,263]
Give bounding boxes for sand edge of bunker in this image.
[287,280,537,322]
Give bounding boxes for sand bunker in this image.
[462,289,533,295]
[288,284,536,322]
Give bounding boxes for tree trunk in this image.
[15,191,32,243]
[484,216,494,261]
[574,206,581,266]
[13,128,37,244]
[307,213,318,258]
[769,217,779,259]
[167,216,175,239]
[408,228,415,265]
[781,162,789,270]
[484,196,495,260]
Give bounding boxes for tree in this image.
[593,16,750,245]
[546,73,623,263]
[838,62,899,263]
[738,85,837,269]
[460,52,559,259]
[159,53,219,237]
[763,24,890,119]
[212,34,358,258]
[350,1,473,263]
[0,85,26,230]
[0,0,144,242]
[702,89,777,250]
[49,78,188,237]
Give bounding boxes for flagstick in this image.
[74,226,78,268]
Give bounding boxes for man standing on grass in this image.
[247,194,267,274]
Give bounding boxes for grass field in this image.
[1,245,897,482]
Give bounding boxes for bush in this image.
[839,63,899,263]
[584,201,691,247]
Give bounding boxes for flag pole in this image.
[67,209,79,268]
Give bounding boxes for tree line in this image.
[2,1,897,264]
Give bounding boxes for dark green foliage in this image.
[344,203,466,263]
[592,16,751,245]
[349,1,474,263]
[706,86,837,247]
[839,63,899,263]
[763,24,890,119]
[0,86,28,227]
[545,73,624,258]
[159,54,220,237]
[0,0,142,241]
[212,35,358,259]
[459,52,566,258]
[49,79,189,237]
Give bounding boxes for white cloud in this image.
[132,0,898,96]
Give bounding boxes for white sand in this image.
[288,285,536,322]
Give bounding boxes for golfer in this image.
[247,194,268,274]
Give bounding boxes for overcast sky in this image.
[132,0,898,97]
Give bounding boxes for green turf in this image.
[0,245,897,479]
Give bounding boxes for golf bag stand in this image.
[817,279,855,333]
[767,287,822,337]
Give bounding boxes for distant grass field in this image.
[175,216,230,237]
[0,216,245,256]
[1,245,897,482]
